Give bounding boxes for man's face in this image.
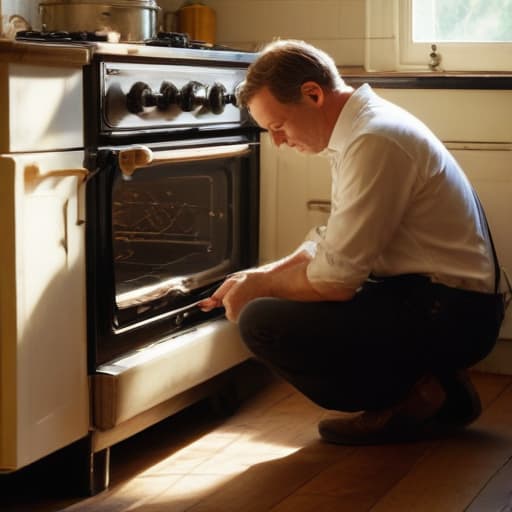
[247,85,327,154]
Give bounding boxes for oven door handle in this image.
[118,143,252,177]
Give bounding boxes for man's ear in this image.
[300,81,325,106]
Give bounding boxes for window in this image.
[399,0,512,71]
[413,0,512,43]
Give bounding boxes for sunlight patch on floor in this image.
[114,429,303,507]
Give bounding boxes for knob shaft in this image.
[126,81,156,114]
[180,81,207,112]
[209,82,229,114]
[158,81,179,110]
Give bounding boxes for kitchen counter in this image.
[0,38,257,67]
[340,66,512,90]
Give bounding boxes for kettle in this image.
[176,1,216,45]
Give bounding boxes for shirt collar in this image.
[327,83,373,156]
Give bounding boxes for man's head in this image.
[237,40,350,154]
[238,39,345,107]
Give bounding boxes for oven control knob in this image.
[180,81,207,112]
[158,81,179,110]
[208,82,235,114]
[126,81,157,114]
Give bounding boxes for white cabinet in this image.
[259,88,512,346]
[448,144,512,339]
[259,133,331,263]
[378,88,512,340]
[378,89,512,143]
[0,151,89,471]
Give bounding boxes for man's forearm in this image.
[266,257,356,303]
[258,241,317,274]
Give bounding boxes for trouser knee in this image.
[238,297,282,358]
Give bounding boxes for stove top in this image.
[15,30,244,52]
[14,29,257,63]
[16,30,110,43]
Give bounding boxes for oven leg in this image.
[38,435,110,497]
[88,444,110,496]
[63,435,110,496]
[208,376,241,417]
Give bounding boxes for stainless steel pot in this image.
[39,0,160,42]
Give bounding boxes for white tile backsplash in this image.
[158,0,366,65]
[1,0,40,29]
[0,0,366,66]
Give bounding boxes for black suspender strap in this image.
[472,188,501,294]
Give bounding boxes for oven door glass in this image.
[87,137,259,365]
[114,155,234,324]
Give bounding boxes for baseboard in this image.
[474,338,512,375]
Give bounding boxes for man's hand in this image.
[197,244,356,323]
[199,271,270,322]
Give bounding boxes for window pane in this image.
[413,0,512,42]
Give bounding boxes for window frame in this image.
[398,0,512,71]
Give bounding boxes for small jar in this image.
[176,2,216,45]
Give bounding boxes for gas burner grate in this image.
[145,32,239,51]
[145,32,193,48]
[15,30,109,42]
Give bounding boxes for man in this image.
[200,40,505,445]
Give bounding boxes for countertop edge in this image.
[0,39,91,67]
[340,67,512,90]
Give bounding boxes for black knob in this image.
[158,81,179,110]
[126,82,157,114]
[180,81,207,112]
[209,82,230,114]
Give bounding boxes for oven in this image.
[0,34,260,496]
[84,52,260,492]
[86,57,259,364]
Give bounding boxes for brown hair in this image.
[237,40,345,107]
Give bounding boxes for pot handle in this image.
[118,143,252,177]
[1,14,31,39]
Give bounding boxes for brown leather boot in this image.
[318,375,447,445]
[435,369,482,426]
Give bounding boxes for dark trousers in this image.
[238,275,505,412]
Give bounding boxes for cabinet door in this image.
[259,133,331,262]
[259,134,512,341]
[0,150,89,470]
[377,89,512,143]
[449,145,512,339]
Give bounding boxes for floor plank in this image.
[366,378,512,512]
[466,455,512,512]
[269,443,433,512]
[0,370,511,512]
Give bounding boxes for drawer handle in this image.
[307,200,331,213]
[24,165,89,225]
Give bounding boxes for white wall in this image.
[0,0,39,29]
[158,0,366,66]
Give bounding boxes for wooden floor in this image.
[2,368,512,512]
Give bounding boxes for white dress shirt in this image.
[306,84,495,293]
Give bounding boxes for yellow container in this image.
[177,3,216,45]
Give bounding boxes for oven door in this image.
[86,134,259,368]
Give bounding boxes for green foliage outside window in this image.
[413,0,512,42]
